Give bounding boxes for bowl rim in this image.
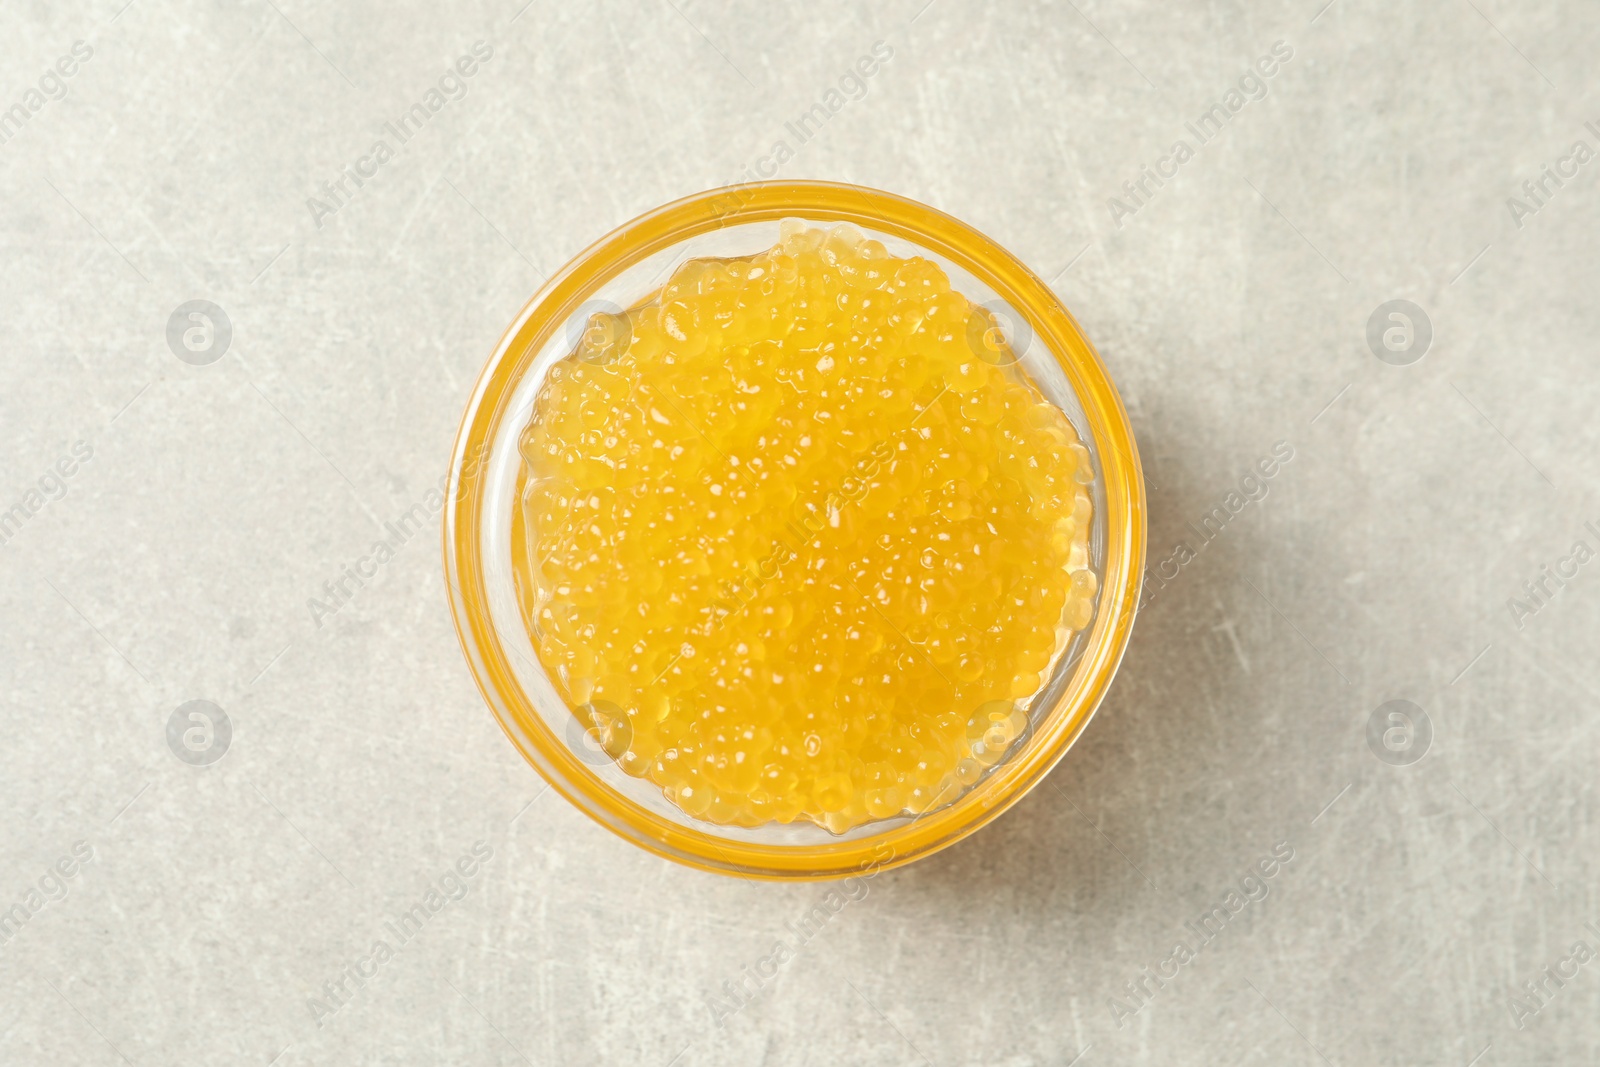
[443,180,1146,880]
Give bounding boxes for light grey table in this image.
[3,1,1597,1064]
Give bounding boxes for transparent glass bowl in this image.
[444,182,1145,879]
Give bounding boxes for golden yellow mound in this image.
[516,222,1096,832]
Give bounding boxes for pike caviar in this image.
[516,222,1097,833]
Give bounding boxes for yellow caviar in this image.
[515,222,1097,833]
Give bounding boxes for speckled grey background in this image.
[3,1,1598,1064]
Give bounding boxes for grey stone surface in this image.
[2,1,1597,1064]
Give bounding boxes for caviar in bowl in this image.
[445,182,1144,879]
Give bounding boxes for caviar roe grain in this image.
[516,223,1097,833]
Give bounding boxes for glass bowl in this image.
[444,181,1145,880]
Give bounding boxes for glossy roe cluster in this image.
[518,222,1097,833]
